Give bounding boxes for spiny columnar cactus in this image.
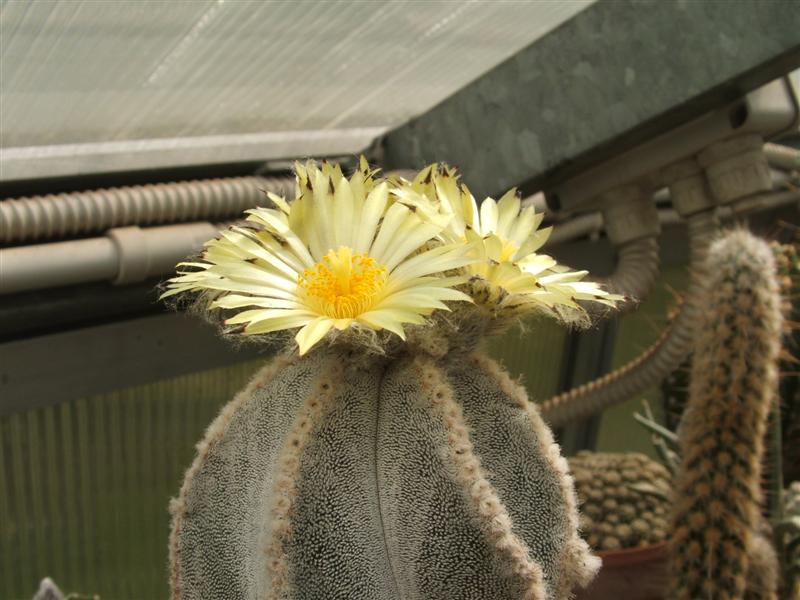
[664,241,799,480]
[779,481,800,599]
[772,239,800,485]
[164,160,620,599]
[569,451,671,552]
[670,229,783,600]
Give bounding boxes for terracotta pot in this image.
[574,542,669,600]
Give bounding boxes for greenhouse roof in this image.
[0,0,593,179]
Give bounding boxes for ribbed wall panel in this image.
[488,317,567,401]
[0,359,262,600]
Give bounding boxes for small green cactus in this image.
[669,229,783,600]
[569,451,672,552]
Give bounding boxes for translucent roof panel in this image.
[0,0,594,178]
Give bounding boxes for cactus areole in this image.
[163,160,620,599]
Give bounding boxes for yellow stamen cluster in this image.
[298,246,387,319]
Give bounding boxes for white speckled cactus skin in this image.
[169,348,599,600]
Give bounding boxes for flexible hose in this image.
[540,210,718,427]
[0,175,294,244]
[576,235,661,319]
[603,236,661,306]
[542,214,661,314]
[591,183,662,313]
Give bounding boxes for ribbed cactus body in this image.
[670,230,783,600]
[569,452,672,551]
[169,349,599,600]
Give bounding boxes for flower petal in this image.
[244,312,316,335]
[354,181,388,254]
[480,197,499,233]
[332,175,355,249]
[495,189,520,237]
[295,317,335,355]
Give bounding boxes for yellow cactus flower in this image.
[162,159,472,355]
[392,164,622,318]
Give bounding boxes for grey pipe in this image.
[540,210,717,427]
[1,238,120,292]
[547,210,686,246]
[545,213,603,246]
[0,175,294,244]
[0,222,218,294]
[764,142,800,171]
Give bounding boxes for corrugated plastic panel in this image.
[0,0,594,176]
[0,359,262,599]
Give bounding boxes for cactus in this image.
[32,579,64,600]
[569,451,672,552]
[669,229,783,600]
[777,482,800,599]
[163,160,621,599]
[169,347,600,599]
[662,240,799,481]
[772,239,800,485]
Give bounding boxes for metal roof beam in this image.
[380,0,800,200]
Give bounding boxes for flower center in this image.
[298,246,387,319]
